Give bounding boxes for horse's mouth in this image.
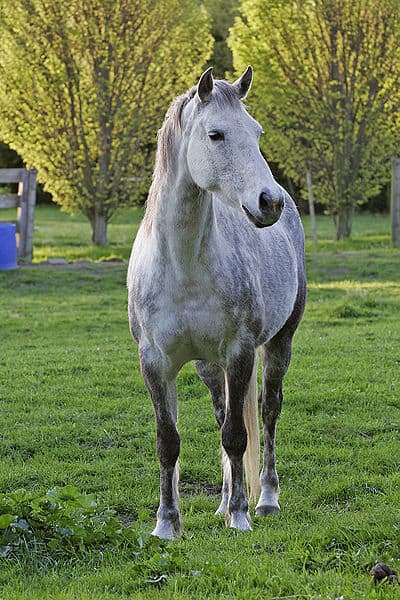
[241,205,279,228]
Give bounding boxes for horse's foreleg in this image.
[222,349,254,531]
[195,360,229,515]
[140,348,182,539]
[256,336,291,516]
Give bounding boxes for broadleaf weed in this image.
[0,486,168,568]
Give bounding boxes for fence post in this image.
[306,169,318,249]
[25,169,37,261]
[391,158,400,248]
[17,171,28,259]
[16,169,37,261]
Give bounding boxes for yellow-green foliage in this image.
[229,0,400,237]
[0,0,212,241]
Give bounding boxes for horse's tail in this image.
[243,351,261,503]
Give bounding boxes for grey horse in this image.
[127,66,306,539]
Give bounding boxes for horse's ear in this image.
[233,65,253,99]
[197,67,214,103]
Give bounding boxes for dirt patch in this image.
[28,259,127,275]
[180,481,221,497]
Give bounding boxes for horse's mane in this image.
[143,80,241,232]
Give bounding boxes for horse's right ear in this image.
[233,65,253,99]
[197,67,214,103]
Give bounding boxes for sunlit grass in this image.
[302,212,392,253]
[1,205,143,262]
[309,280,400,290]
[1,204,396,262]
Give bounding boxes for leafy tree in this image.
[0,0,212,245]
[203,0,239,77]
[229,0,400,238]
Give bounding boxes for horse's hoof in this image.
[226,511,252,531]
[151,519,182,540]
[255,504,280,517]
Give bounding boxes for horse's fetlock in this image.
[261,473,279,490]
[229,495,248,514]
[158,506,180,523]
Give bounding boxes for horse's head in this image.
[182,67,284,228]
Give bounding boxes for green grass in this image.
[0,207,399,598]
[1,205,144,263]
[302,212,393,253]
[1,204,396,261]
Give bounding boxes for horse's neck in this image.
[151,178,216,272]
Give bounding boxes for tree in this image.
[203,0,239,77]
[0,0,212,245]
[229,0,400,238]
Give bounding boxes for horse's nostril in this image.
[259,191,271,212]
[259,190,284,214]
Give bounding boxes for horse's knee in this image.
[221,420,247,458]
[156,423,180,467]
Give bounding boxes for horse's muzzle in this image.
[242,189,284,228]
[258,189,284,225]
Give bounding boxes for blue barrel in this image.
[0,223,18,270]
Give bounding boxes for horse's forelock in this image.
[212,80,242,109]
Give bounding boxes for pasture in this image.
[0,207,399,599]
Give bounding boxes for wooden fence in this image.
[0,168,37,262]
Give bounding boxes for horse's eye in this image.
[208,131,224,141]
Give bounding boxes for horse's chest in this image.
[146,276,249,363]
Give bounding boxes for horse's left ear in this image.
[197,67,214,103]
[233,66,253,99]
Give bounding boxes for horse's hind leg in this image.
[256,281,305,516]
[196,361,225,427]
[195,361,230,515]
[140,347,182,539]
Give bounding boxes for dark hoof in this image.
[255,504,280,517]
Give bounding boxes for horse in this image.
[127,66,306,540]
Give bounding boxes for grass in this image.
[0,206,399,598]
[1,205,144,263]
[0,204,396,261]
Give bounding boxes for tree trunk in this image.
[391,158,400,247]
[90,213,108,246]
[306,169,318,249]
[335,206,353,240]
